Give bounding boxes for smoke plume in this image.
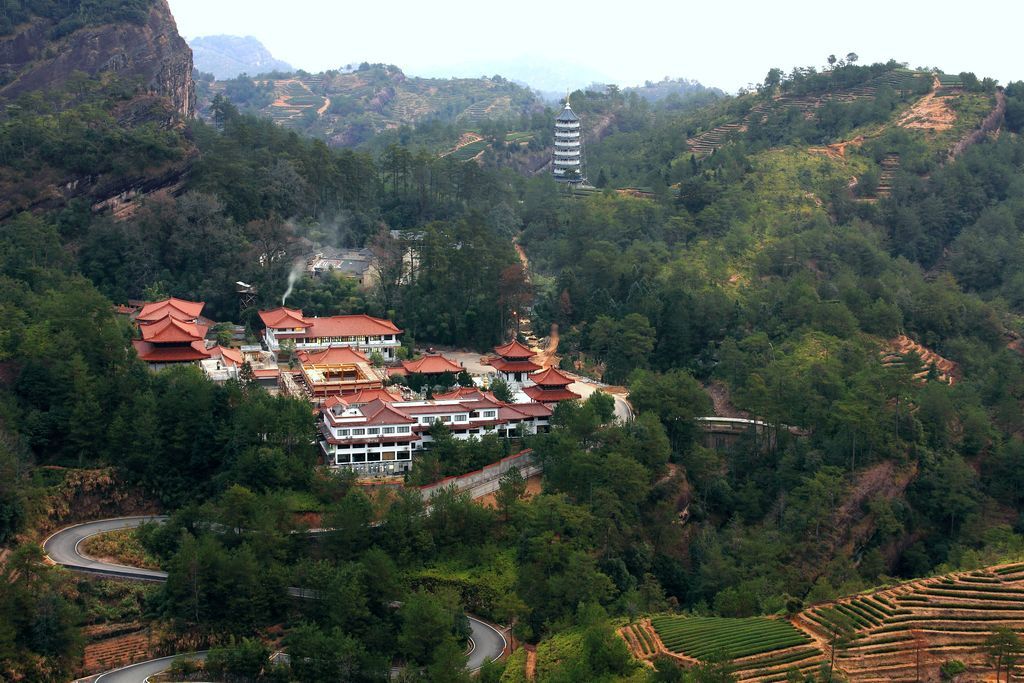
[281,260,305,306]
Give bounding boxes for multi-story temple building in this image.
[259,307,402,360]
[523,366,581,404]
[486,339,541,386]
[317,388,553,475]
[131,297,212,367]
[552,99,584,183]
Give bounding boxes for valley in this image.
[3,2,1024,682]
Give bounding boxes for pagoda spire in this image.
[552,95,584,184]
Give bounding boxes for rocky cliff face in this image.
[0,0,194,119]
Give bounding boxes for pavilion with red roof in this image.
[131,297,211,368]
[399,354,463,376]
[486,339,541,385]
[135,297,205,324]
[523,366,581,404]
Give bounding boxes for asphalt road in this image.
[93,652,207,683]
[43,515,169,581]
[466,615,507,672]
[570,381,633,422]
[48,516,506,681]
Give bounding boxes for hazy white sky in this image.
[168,0,1021,92]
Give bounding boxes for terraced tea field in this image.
[644,616,825,681]
[686,69,931,157]
[627,561,1024,681]
[795,562,1024,681]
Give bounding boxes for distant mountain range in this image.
[189,35,292,79]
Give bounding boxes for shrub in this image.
[940,659,967,680]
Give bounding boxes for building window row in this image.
[336,426,411,437]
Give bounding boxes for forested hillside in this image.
[197,63,541,147]
[4,2,1024,679]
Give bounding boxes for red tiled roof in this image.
[531,366,574,387]
[459,397,504,410]
[298,346,370,365]
[306,314,401,338]
[252,368,280,378]
[508,402,554,417]
[499,405,537,420]
[401,354,462,375]
[487,358,542,373]
[212,345,244,366]
[361,399,417,425]
[494,339,536,359]
[259,307,311,329]
[345,388,402,404]
[387,366,408,377]
[132,339,210,362]
[322,396,349,410]
[434,387,495,401]
[136,297,204,323]
[139,316,208,343]
[523,385,580,403]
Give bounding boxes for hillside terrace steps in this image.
[81,628,154,675]
[731,643,825,681]
[816,568,1024,680]
[687,122,748,155]
[874,152,901,197]
[686,71,912,157]
[881,335,958,385]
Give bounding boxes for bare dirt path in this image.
[898,77,954,131]
[513,240,528,270]
[704,380,748,418]
[316,97,330,116]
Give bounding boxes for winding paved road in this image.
[93,652,207,683]
[43,516,168,581]
[48,517,505,682]
[466,615,506,672]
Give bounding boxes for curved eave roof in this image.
[556,106,579,122]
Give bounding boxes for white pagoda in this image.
[552,99,584,183]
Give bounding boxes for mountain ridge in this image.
[189,34,293,79]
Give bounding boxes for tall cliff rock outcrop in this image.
[0,0,194,119]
